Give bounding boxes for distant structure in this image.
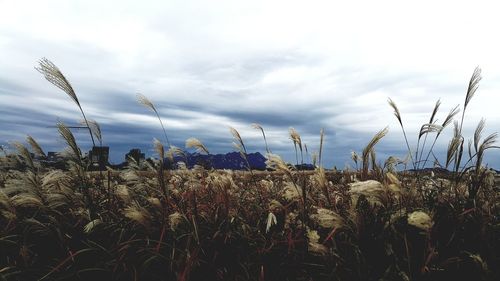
[88,146,109,170]
[34,152,66,170]
[47,152,63,162]
[125,148,145,163]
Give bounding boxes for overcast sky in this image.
[1,0,499,168]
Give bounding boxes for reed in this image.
[1,64,499,281]
[185,138,210,155]
[361,127,388,179]
[138,93,171,148]
[252,123,271,154]
[36,58,96,147]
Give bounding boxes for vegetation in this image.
[0,60,499,281]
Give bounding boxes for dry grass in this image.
[1,156,499,280]
[361,127,388,179]
[0,63,498,281]
[185,138,210,155]
[138,93,171,147]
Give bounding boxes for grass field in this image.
[0,60,499,280]
[1,161,499,281]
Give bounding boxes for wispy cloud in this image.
[1,0,499,167]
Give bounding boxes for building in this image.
[47,152,63,162]
[88,146,109,170]
[125,148,145,163]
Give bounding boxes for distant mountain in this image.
[406,167,451,174]
[294,163,315,170]
[406,167,500,175]
[166,151,268,170]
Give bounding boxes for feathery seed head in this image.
[282,182,301,201]
[153,138,165,159]
[1,210,16,221]
[265,153,291,174]
[10,194,43,208]
[251,123,263,130]
[120,170,140,182]
[137,93,156,112]
[386,172,400,186]
[185,137,210,154]
[285,211,299,229]
[289,127,302,146]
[439,105,460,134]
[57,122,81,161]
[312,167,328,188]
[26,135,46,158]
[429,99,441,124]
[260,179,274,192]
[361,127,388,177]
[81,119,102,144]
[266,212,277,233]
[351,151,359,165]
[268,199,283,212]
[464,67,482,109]
[115,185,130,203]
[12,142,34,170]
[229,127,242,142]
[84,219,102,233]
[147,197,162,209]
[307,229,328,255]
[169,212,184,231]
[310,208,344,229]
[124,205,151,228]
[229,126,247,154]
[388,98,402,125]
[0,190,11,209]
[419,123,443,139]
[407,211,433,232]
[349,180,386,206]
[36,58,79,106]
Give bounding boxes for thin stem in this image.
[79,108,96,147]
[401,126,416,170]
[154,109,171,148]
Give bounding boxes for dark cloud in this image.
[2,64,499,168]
[1,1,499,168]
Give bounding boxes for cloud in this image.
[1,0,499,168]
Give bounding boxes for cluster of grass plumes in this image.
[1,153,499,280]
[1,61,499,280]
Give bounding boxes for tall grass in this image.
[0,63,498,281]
[388,67,498,178]
[252,123,271,154]
[36,58,96,147]
[361,127,388,179]
[137,93,171,148]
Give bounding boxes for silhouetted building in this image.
[125,148,145,163]
[47,152,63,162]
[39,152,66,170]
[88,146,109,170]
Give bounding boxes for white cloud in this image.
[0,0,499,167]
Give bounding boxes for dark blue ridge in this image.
[405,167,500,174]
[294,163,315,170]
[406,167,452,174]
[165,151,268,170]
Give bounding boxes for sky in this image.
[1,0,499,169]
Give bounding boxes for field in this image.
[1,154,499,280]
[1,61,499,281]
